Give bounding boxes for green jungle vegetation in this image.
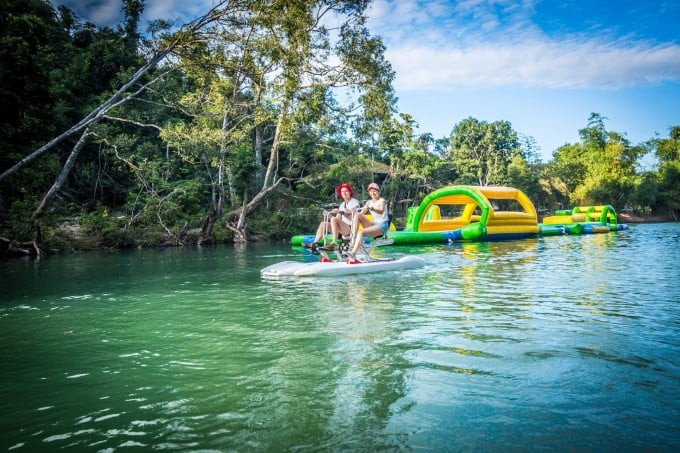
[1,0,679,257]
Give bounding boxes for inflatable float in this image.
[291,185,627,246]
[261,255,425,278]
[539,205,628,235]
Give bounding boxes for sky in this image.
[53,0,680,163]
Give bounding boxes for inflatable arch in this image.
[402,185,539,241]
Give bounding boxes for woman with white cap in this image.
[348,182,389,260]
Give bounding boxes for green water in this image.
[1,223,679,451]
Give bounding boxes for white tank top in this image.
[366,198,388,223]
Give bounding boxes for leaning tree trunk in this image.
[0,2,235,256]
[198,181,224,246]
[0,1,231,183]
[218,94,290,243]
[261,96,289,190]
[221,177,286,243]
[254,123,264,186]
[252,80,264,186]
[30,128,92,255]
[33,128,92,222]
[226,194,248,243]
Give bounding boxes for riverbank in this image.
[619,212,677,223]
[1,213,676,259]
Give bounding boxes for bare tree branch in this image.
[32,128,93,221]
[0,0,234,182]
[103,115,163,132]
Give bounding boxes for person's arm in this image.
[337,202,351,221]
[360,200,371,215]
[332,203,342,216]
[343,199,358,218]
[368,199,385,215]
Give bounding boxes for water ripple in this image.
[0,225,678,450]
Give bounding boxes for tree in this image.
[506,154,540,204]
[0,0,72,227]
[652,126,680,219]
[545,113,647,208]
[155,0,395,243]
[0,0,255,253]
[547,143,587,195]
[655,126,680,163]
[447,117,521,186]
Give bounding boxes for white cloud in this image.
[367,0,680,90]
[55,0,216,27]
[388,39,680,90]
[143,0,214,24]
[88,1,120,25]
[57,0,121,25]
[57,0,680,90]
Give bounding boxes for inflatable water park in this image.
[264,185,628,278]
[291,185,627,245]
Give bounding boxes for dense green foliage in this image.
[0,0,678,253]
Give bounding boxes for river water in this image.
[1,223,679,451]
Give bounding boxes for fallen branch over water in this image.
[0,236,59,258]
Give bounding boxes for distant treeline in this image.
[0,0,678,255]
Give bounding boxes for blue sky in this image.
[54,0,680,163]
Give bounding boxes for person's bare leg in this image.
[330,217,343,242]
[349,216,367,253]
[349,215,364,252]
[351,230,364,254]
[314,221,330,243]
[351,225,380,254]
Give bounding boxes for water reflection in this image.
[288,277,411,448]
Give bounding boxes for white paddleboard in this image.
[260,260,310,278]
[261,255,425,278]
